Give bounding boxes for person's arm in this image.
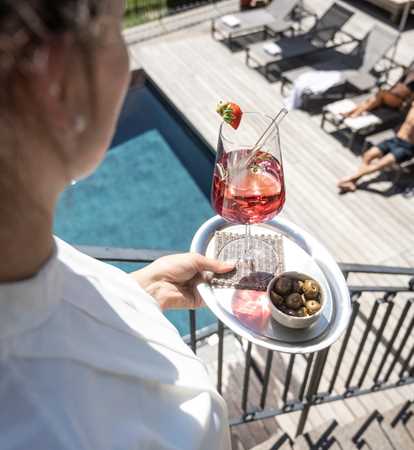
[343,83,411,118]
[343,91,385,118]
[130,253,234,310]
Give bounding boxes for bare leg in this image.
[337,148,396,192]
[361,146,384,165]
[338,147,383,190]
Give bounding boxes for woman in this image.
[0,1,233,449]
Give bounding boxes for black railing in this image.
[77,245,414,437]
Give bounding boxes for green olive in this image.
[305,300,321,315]
[285,293,304,310]
[302,279,320,300]
[296,306,309,317]
[274,276,292,296]
[292,279,304,293]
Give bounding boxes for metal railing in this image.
[124,0,221,25]
[77,245,414,437]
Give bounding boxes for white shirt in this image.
[0,238,231,450]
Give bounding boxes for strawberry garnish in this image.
[216,101,243,129]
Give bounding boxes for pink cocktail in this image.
[211,111,287,274]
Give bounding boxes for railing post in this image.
[296,348,329,437]
[217,320,224,394]
[241,341,253,414]
[260,350,274,409]
[189,310,197,354]
[329,296,360,393]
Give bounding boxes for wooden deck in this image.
[127,1,414,447]
[131,0,414,268]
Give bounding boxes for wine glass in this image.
[211,110,287,275]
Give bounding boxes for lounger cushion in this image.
[344,71,377,92]
[248,36,321,65]
[215,10,288,37]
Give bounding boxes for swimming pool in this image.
[54,71,217,335]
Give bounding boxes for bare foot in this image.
[337,179,357,193]
[342,107,366,119]
[347,110,363,119]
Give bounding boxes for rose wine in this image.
[211,149,285,224]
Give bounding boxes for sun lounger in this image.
[211,0,302,50]
[279,24,399,110]
[245,3,356,81]
[321,60,414,147]
[321,94,403,148]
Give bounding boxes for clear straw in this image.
[244,107,288,168]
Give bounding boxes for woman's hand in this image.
[130,253,234,310]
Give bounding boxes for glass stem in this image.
[243,224,254,270]
[245,224,251,255]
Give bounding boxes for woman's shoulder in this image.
[55,237,128,280]
[53,237,189,352]
[55,237,156,307]
[7,238,204,384]
[54,236,163,319]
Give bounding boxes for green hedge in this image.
[124,0,210,28]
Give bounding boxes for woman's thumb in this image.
[194,254,235,273]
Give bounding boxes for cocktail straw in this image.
[244,107,288,168]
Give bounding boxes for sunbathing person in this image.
[342,70,414,118]
[337,101,414,192]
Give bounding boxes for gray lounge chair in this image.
[246,3,356,81]
[321,61,414,148]
[321,93,404,148]
[280,24,399,110]
[211,0,303,50]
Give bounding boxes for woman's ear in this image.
[29,34,83,134]
[41,36,71,130]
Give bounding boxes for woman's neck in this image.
[0,195,55,283]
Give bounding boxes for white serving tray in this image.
[190,216,351,354]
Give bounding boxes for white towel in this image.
[284,70,343,110]
[263,42,282,56]
[324,98,357,116]
[221,15,241,28]
[343,114,381,131]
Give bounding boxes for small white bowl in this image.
[267,271,325,329]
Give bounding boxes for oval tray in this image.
[190,216,351,354]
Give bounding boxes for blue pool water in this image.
[54,74,217,335]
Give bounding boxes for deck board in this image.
[127,1,414,447]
